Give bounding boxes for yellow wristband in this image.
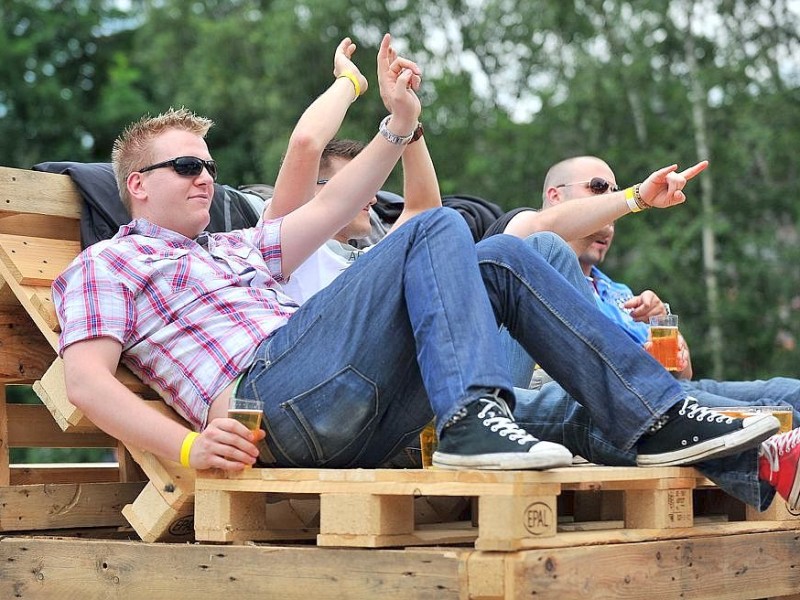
[337,71,361,99]
[624,186,642,213]
[179,431,199,467]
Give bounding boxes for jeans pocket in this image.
[276,367,379,467]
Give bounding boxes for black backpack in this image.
[441,194,505,242]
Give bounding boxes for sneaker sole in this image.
[636,413,780,467]
[432,447,573,470]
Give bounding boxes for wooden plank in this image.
[196,465,701,496]
[10,463,120,485]
[0,213,79,241]
[507,530,800,599]
[33,357,158,434]
[0,234,80,286]
[0,261,59,350]
[0,386,7,486]
[122,445,196,542]
[0,537,467,599]
[0,481,144,531]
[122,481,195,543]
[315,521,478,549]
[29,286,58,332]
[513,520,799,549]
[0,166,82,220]
[6,403,115,448]
[0,303,56,382]
[33,357,86,431]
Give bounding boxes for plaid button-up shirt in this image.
[53,218,297,430]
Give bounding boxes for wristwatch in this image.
[409,122,424,144]
[379,115,418,146]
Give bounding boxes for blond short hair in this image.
[111,107,214,211]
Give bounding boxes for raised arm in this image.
[63,338,263,470]
[265,37,368,220]
[375,33,440,234]
[279,37,422,274]
[503,161,709,241]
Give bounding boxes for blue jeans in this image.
[235,208,767,506]
[513,383,771,509]
[498,232,595,388]
[682,378,800,425]
[502,232,777,509]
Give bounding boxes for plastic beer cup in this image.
[648,313,680,371]
[228,397,264,468]
[419,420,438,468]
[228,397,263,432]
[717,406,793,434]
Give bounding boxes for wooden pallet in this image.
[194,465,800,551]
[0,167,195,541]
[4,527,800,599]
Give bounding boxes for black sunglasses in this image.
[138,156,218,181]
[556,177,619,195]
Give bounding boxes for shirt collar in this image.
[116,218,211,248]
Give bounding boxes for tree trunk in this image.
[684,32,724,379]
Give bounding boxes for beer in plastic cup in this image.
[419,420,438,468]
[228,397,263,433]
[228,397,263,468]
[648,313,680,371]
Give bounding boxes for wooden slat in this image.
[509,529,800,599]
[196,464,702,496]
[0,213,79,241]
[0,234,80,286]
[10,463,120,485]
[29,286,59,331]
[6,403,116,448]
[0,481,144,531]
[33,357,158,434]
[0,166,82,220]
[0,262,59,351]
[0,537,466,599]
[0,303,56,382]
[0,386,7,486]
[122,481,196,543]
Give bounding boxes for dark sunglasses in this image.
[316,178,329,185]
[556,177,619,195]
[138,156,218,181]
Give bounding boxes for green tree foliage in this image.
[0,0,138,166]
[0,0,798,382]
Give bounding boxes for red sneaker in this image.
[759,428,800,510]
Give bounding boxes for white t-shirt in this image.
[282,240,368,304]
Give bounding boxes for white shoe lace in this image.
[678,397,735,424]
[477,395,538,445]
[760,427,800,473]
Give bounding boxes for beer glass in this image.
[228,397,263,433]
[648,313,680,371]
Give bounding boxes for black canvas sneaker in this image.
[432,392,573,470]
[637,397,780,467]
